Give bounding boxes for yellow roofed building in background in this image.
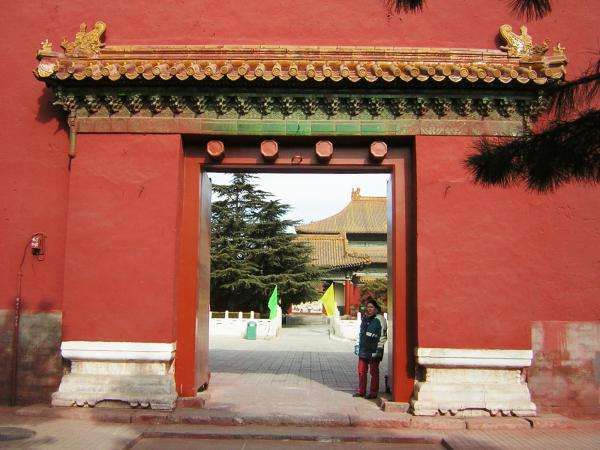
[294,188,387,316]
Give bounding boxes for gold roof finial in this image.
[553,42,566,58]
[40,39,52,52]
[36,39,53,59]
[61,21,106,56]
[499,24,549,58]
[351,187,361,200]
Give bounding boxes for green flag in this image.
[267,285,278,320]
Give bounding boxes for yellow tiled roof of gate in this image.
[35,22,567,86]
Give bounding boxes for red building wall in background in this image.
[0,0,598,410]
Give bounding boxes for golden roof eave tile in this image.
[34,23,567,86]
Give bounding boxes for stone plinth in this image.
[52,341,177,410]
[411,348,536,417]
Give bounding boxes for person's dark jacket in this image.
[358,313,387,360]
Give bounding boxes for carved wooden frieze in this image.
[51,88,550,121]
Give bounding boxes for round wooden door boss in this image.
[315,140,333,163]
[206,140,225,161]
[369,141,387,162]
[260,140,279,162]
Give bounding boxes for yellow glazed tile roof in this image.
[35,22,567,86]
[296,189,386,235]
[295,234,371,270]
[348,245,387,264]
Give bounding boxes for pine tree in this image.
[393,0,599,192]
[210,173,322,313]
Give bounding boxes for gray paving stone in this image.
[209,323,388,395]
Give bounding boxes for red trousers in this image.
[357,357,380,396]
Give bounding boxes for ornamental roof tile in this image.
[296,189,386,235]
[348,245,387,264]
[35,22,567,86]
[295,234,371,270]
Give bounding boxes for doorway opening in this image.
[206,171,390,413]
[176,137,416,409]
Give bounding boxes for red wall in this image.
[415,136,600,349]
[1,1,598,345]
[61,134,182,342]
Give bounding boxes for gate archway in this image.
[178,136,415,401]
[37,21,565,408]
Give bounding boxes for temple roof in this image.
[35,22,567,86]
[296,189,386,235]
[295,234,371,270]
[348,244,387,264]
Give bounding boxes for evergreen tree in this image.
[210,173,322,313]
[393,0,599,192]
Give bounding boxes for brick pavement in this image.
[2,323,599,448]
[210,323,386,393]
[207,323,389,417]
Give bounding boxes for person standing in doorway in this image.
[353,299,387,399]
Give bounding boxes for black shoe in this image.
[352,393,364,398]
[365,394,378,399]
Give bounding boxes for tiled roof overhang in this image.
[296,192,386,234]
[36,44,567,86]
[33,22,568,150]
[35,23,567,86]
[296,234,371,270]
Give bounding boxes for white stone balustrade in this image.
[209,307,282,338]
[329,310,388,341]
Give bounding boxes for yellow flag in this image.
[320,284,336,317]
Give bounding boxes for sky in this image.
[207,172,389,231]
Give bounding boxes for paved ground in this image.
[207,323,389,416]
[0,415,143,449]
[132,438,441,449]
[2,414,600,449]
[2,323,599,448]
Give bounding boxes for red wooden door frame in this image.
[176,137,416,402]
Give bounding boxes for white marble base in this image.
[52,341,177,410]
[411,348,536,417]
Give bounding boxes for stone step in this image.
[13,404,600,431]
[137,423,445,446]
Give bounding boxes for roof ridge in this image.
[354,196,386,201]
